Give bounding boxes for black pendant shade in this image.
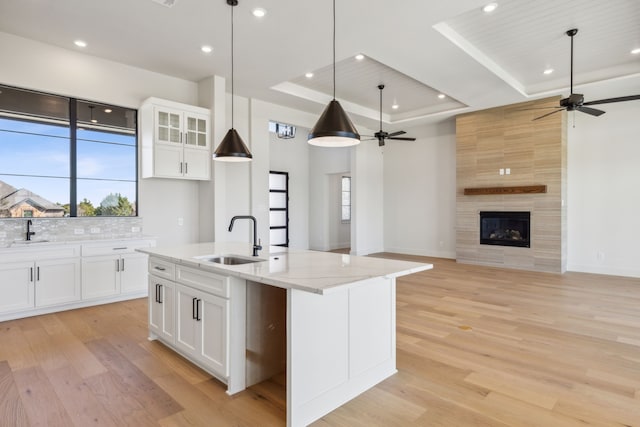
[213,128,252,161]
[308,99,360,147]
[307,0,360,148]
[213,0,253,162]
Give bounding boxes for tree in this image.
[96,193,134,216]
[78,198,96,216]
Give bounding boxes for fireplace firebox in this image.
[479,211,530,248]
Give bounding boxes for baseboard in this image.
[567,263,640,279]
[383,246,455,259]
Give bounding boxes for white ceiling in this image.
[0,0,638,132]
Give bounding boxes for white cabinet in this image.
[81,240,153,300]
[140,98,211,180]
[0,246,80,317]
[175,283,228,378]
[149,276,175,343]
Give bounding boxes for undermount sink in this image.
[11,239,51,246]
[196,254,264,265]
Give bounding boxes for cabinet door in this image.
[149,276,175,343]
[0,261,34,314]
[81,255,119,299]
[183,147,210,180]
[155,107,182,145]
[184,113,209,149]
[153,143,183,178]
[175,285,199,356]
[120,253,149,294]
[200,292,229,378]
[35,258,81,307]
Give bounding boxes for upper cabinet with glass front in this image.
[140,98,211,180]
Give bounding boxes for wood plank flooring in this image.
[1,256,640,426]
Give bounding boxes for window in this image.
[341,176,351,222]
[0,84,137,218]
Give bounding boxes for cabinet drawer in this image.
[149,257,175,281]
[82,239,154,256]
[176,265,229,299]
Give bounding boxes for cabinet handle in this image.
[37,266,40,281]
[185,162,188,174]
[155,284,159,303]
[121,259,125,271]
[192,297,198,320]
[112,247,127,250]
[30,267,33,282]
[196,299,201,322]
[154,266,166,271]
[158,284,163,304]
[116,259,120,272]
[179,162,183,174]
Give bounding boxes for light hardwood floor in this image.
[1,255,640,426]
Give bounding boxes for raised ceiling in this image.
[0,0,638,132]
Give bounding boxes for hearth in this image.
[480,211,530,248]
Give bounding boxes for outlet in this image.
[74,228,85,235]
[506,168,511,175]
[131,226,141,233]
[90,227,101,234]
[499,168,505,175]
[177,217,184,226]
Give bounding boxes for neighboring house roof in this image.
[0,179,64,213]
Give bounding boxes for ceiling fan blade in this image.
[583,94,640,106]
[387,130,406,137]
[517,106,564,111]
[387,137,416,141]
[576,106,605,117]
[361,137,377,141]
[533,109,565,121]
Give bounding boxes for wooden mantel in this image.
[463,185,547,196]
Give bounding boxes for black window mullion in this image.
[69,98,77,217]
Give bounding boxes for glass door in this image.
[269,171,289,247]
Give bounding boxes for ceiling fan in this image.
[533,28,640,121]
[364,84,416,146]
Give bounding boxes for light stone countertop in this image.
[138,242,433,295]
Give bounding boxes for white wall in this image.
[0,32,203,246]
[567,100,640,278]
[351,141,384,255]
[383,119,457,258]
[269,127,310,249]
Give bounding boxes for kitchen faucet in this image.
[228,215,262,256]
[26,219,36,241]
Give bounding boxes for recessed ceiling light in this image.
[74,40,87,48]
[631,48,640,55]
[438,94,446,99]
[252,8,266,17]
[482,2,498,13]
[104,108,112,113]
[391,104,399,110]
[543,68,554,75]
[305,72,314,78]
[355,54,365,61]
[201,45,213,54]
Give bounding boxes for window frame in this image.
[0,84,138,218]
[341,175,351,223]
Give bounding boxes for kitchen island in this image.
[138,242,432,427]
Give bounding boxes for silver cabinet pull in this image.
[121,259,125,271]
[154,266,166,271]
[116,259,120,272]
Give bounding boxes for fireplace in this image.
[480,211,530,248]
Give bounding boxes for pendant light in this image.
[307,0,360,147]
[213,0,253,162]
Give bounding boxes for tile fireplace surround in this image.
[455,96,567,273]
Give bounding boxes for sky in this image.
[0,117,136,208]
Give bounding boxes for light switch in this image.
[506,168,511,175]
[499,168,504,175]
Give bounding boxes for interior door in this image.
[269,171,289,247]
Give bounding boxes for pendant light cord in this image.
[231,3,235,128]
[332,0,336,100]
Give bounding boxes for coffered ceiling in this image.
[0,0,638,132]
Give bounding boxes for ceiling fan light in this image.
[543,68,554,75]
[308,100,360,147]
[213,128,253,161]
[482,2,498,13]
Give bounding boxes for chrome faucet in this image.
[228,215,262,256]
[26,219,36,241]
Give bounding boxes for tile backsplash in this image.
[0,217,144,247]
